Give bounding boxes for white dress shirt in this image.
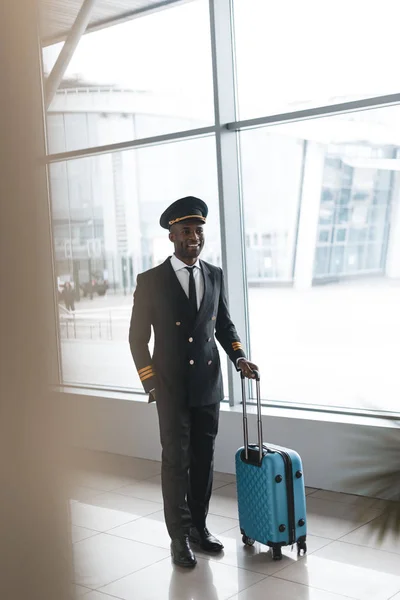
[170,254,204,310]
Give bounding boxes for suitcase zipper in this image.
[266,446,296,545]
[280,450,296,545]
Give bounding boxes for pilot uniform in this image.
[129,197,246,540]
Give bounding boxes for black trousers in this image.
[155,398,220,539]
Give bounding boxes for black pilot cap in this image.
[159,196,208,230]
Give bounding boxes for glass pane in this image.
[330,245,345,274]
[233,0,400,120]
[318,229,330,244]
[50,136,226,392]
[314,247,330,277]
[42,1,214,153]
[319,204,334,225]
[366,243,383,270]
[335,228,347,243]
[349,227,368,242]
[243,105,400,412]
[240,129,304,282]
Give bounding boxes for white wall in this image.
[64,391,398,498]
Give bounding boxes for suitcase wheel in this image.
[297,540,307,556]
[242,534,255,547]
[272,546,282,561]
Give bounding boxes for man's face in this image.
[169,220,205,261]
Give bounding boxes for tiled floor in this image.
[71,452,400,600]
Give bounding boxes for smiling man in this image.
[129,196,258,568]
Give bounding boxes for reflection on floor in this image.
[71,451,400,600]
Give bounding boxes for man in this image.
[129,196,258,568]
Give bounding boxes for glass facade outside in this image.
[241,108,400,412]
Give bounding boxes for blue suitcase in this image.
[235,371,307,560]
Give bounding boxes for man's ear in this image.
[169,231,174,243]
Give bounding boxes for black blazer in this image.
[129,257,246,407]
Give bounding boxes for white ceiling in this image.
[39,0,188,45]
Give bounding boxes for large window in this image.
[43,0,400,416]
[51,136,225,390]
[42,0,214,154]
[242,106,400,412]
[233,0,400,120]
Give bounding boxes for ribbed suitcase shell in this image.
[235,443,307,549]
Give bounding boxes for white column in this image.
[294,141,326,290]
[0,3,73,600]
[386,171,400,279]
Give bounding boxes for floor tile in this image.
[75,584,91,597]
[306,496,382,539]
[194,526,332,576]
[109,511,170,549]
[216,483,237,497]
[85,593,122,600]
[306,487,319,496]
[70,486,106,504]
[110,510,238,550]
[213,481,233,492]
[70,502,139,532]
[214,471,236,484]
[230,576,352,599]
[276,540,400,600]
[315,540,400,577]
[101,555,265,600]
[205,512,240,535]
[112,476,164,504]
[121,457,161,480]
[73,533,169,589]
[309,489,387,511]
[72,470,136,492]
[85,593,124,600]
[84,491,162,519]
[209,484,238,520]
[72,451,161,480]
[340,513,400,555]
[71,525,100,543]
[116,474,233,506]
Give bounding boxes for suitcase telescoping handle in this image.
[241,369,263,464]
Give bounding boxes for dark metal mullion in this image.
[227,94,400,131]
[45,126,217,163]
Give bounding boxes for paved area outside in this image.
[60,279,400,412]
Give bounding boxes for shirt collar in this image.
[170,254,200,272]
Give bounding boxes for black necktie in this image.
[185,266,197,320]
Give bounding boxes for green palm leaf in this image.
[341,415,400,543]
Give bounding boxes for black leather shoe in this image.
[189,527,224,553]
[170,536,197,568]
